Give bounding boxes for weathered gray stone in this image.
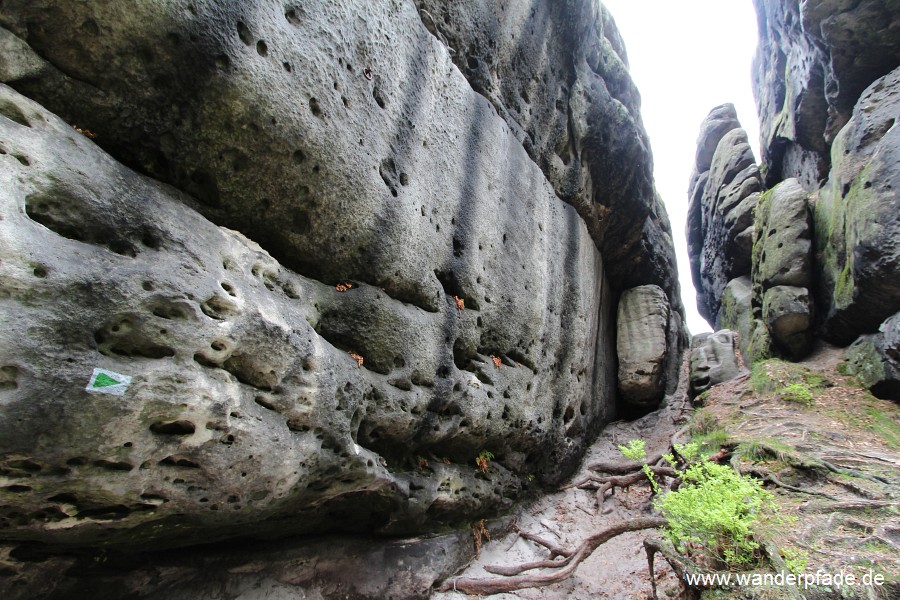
[0,80,605,550]
[716,276,753,360]
[686,106,762,325]
[846,312,900,401]
[749,179,814,359]
[0,1,690,596]
[689,330,744,397]
[0,26,47,81]
[413,0,680,296]
[0,0,681,305]
[746,318,775,364]
[693,103,742,175]
[752,0,900,190]
[814,66,900,345]
[752,179,813,289]
[616,285,670,408]
[762,285,813,359]
[0,528,480,600]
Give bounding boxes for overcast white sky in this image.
[601,0,761,335]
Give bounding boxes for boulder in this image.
[752,0,900,190]
[762,285,813,359]
[846,312,900,401]
[750,178,814,358]
[616,285,670,408]
[689,330,745,397]
[692,104,742,174]
[0,80,606,550]
[752,179,813,289]
[716,276,752,360]
[686,105,762,325]
[814,66,900,345]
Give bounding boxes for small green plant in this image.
[689,409,720,436]
[621,437,785,572]
[694,390,711,406]
[780,547,808,576]
[618,439,647,462]
[694,429,728,456]
[657,460,779,569]
[779,383,813,406]
[475,450,494,473]
[734,439,792,463]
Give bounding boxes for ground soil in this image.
[434,341,900,599]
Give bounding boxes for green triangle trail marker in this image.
[86,368,133,396]
[92,373,121,388]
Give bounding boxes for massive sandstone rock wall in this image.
[0,1,684,596]
[688,0,899,398]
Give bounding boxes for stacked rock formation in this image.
[0,1,686,597]
[688,0,900,399]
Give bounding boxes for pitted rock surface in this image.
[0,82,612,549]
[413,0,679,297]
[0,0,681,306]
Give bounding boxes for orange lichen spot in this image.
[349,352,364,367]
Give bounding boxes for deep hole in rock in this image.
[77,505,132,520]
[236,21,252,45]
[309,97,323,118]
[149,420,196,435]
[93,459,133,472]
[159,456,201,469]
[0,366,19,391]
[373,88,386,109]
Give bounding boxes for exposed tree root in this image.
[437,517,666,595]
[562,465,679,510]
[740,467,841,500]
[586,453,665,475]
[644,537,707,600]
[825,476,885,499]
[516,529,572,558]
[564,466,676,493]
[798,500,900,512]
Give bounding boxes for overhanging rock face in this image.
[0,0,685,564]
